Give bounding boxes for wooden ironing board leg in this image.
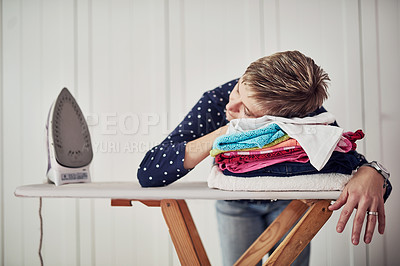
[264,199,332,266]
[111,198,210,266]
[234,200,309,266]
[161,199,211,266]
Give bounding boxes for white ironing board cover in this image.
[15,181,341,200]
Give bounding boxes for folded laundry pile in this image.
[208,112,366,191]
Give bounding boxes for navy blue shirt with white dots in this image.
[137,78,238,187]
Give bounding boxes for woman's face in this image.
[225,78,264,121]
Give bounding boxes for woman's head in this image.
[226,50,329,120]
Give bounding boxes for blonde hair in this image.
[242,50,330,118]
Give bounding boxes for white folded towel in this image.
[207,165,352,192]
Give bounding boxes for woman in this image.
[138,51,391,265]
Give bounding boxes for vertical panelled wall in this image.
[1,0,399,266]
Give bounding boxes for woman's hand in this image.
[328,166,386,245]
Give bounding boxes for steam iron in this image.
[46,88,93,186]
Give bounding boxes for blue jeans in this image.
[216,200,310,266]
[222,150,367,177]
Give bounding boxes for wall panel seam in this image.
[0,0,4,264]
[19,0,26,263]
[164,1,173,265]
[357,0,367,154]
[374,0,383,162]
[179,0,186,109]
[275,0,280,50]
[165,0,171,132]
[259,0,265,54]
[88,0,93,114]
[73,1,82,266]
[87,1,95,264]
[74,0,79,97]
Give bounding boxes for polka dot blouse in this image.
[137,78,238,187]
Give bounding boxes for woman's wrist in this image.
[361,161,390,188]
[356,166,386,193]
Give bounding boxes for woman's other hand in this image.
[328,166,386,245]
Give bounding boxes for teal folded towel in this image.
[213,123,286,151]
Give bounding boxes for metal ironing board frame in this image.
[15,181,337,265]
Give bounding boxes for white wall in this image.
[1,0,399,265]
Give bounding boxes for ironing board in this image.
[15,181,339,265]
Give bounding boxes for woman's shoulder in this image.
[200,78,239,106]
[206,78,238,95]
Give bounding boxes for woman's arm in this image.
[183,124,228,169]
[137,79,238,187]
